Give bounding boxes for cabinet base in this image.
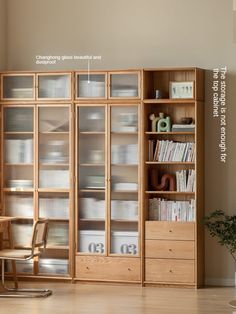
[76,256,141,282]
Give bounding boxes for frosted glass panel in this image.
[38,74,71,99]
[110,73,139,98]
[39,194,69,219]
[38,106,70,189]
[4,107,33,132]
[3,75,34,99]
[79,106,105,132]
[47,222,69,247]
[5,193,34,218]
[77,74,106,98]
[39,107,69,132]
[110,105,139,255]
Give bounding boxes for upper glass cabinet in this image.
[1,74,35,100]
[37,73,71,100]
[76,72,107,99]
[109,72,140,99]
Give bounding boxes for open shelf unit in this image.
[142,67,204,287]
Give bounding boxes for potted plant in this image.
[204,209,236,285]
[204,209,236,262]
[204,210,236,286]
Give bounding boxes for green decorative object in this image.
[157,113,171,132]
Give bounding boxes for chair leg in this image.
[0,260,52,298]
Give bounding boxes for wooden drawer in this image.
[145,258,195,283]
[145,240,195,259]
[145,221,195,241]
[76,256,141,282]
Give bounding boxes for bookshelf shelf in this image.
[145,132,195,135]
[145,191,195,195]
[79,131,105,135]
[145,162,195,165]
[143,99,196,104]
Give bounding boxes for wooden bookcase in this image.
[0,68,204,287]
[0,72,74,279]
[142,68,204,287]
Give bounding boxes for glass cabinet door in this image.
[77,106,106,254]
[39,192,69,220]
[38,105,71,277]
[4,192,34,218]
[3,107,34,190]
[2,74,35,100]
[109,105,139,255]
[109,72,140,98]
[76,72,106,99]
[38,106,70,190]
[37,74,71,99]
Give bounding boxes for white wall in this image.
[0,0,6,69]
[5,0,236,285]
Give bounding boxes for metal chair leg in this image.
[0,260,52,298]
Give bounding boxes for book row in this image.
[149,198,195,221]
[148,140,195,162]
[176,169,196,192]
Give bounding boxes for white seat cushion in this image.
[0,249,33,260]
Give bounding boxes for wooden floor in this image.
[1,282,236,314]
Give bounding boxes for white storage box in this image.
[111,231,138,255]
[80,198,105,219]
[6,259,34,274]
[39,197,69,219]
[79,80,105,98]
[79,230,105,254]
[39,258,69,275]
[11,88,33,98]
[5,195,34,217]
[111,200,138,220]
[113,182,138,191]
[5,139,33,163]
[40,170,69,188]
[112,89,138,97]
[12,223,33,247]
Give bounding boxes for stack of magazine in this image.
[176,169,196,192]
[149,198,195,221]
[148,140,195,162]
[172,124,195,132]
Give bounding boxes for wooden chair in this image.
[0,219,52,298]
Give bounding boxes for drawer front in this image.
[145,258,195,283]
[145,240,195,259]
[145,221,195,240]
[76,256,141,282]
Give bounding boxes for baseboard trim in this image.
[205,277,235,287]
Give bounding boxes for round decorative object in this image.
[181,117,193,124]
[157,115,171,132]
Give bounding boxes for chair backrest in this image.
[31,219,49,254]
